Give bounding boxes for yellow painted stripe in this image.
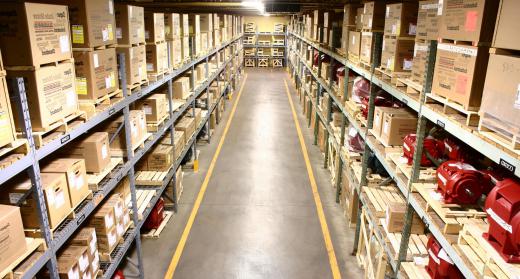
[283,79,342,279]
[164,74,249,278]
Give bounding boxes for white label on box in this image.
[138,67,143,78]
[75,175,84,189]
[105,214,114,229]
[409,23,417,36]
[92,252,99,271]
[90,238,97,253]
[385,7,390,18]
[66,90,76,106]
[68,268,79,279]
[382,39,386,51]
[438,43,477,56]
[108,0,114,14]
[101,144,108,159]
[47,189,55,205]
[144,105,152,115]
[391,24,397,35]
[115,205,123,218]
[59,35,70,53]
[79,254,89,272]
[102,28,109,41]
[351,35,355,45]
[116,27,122,39]
[437,0,444,15]
[368,18,372,28]
[9,193,24,204]
[515,84,520,109]
[93,54,99,68]
[403,59,413,70]
[131,123,137,135]
[145,30,150,40]
[83,271,91,279]
[140,116,146,129]
[422,3,439,10]
[108,231,117,246]
[105,76,111,89]
[117,223,124,236]
[487,208,513,233]
[55,190,65,208]
[147,63,154,71]
[383,121,389,134]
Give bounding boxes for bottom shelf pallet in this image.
[0,238,46,279]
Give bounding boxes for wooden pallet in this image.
[362,185,405,218]
[72,44,117,52]
[375,67,411,86]
[147,70,168,82]
[78,89,123,118]
[126,79,150,95]
[133,189,157,220]
[381,219,429,261]
[387,152,437,183]
[30,111,87,148]
[438,38,489,47]
[142,211,173,239]
[87,158,123,191]
[135,170,170,186]
[425,93,480,127]
[24,208,75,239]
[272,58,283,68]
[111,133,153,157]
[0,238,46,279]
[146,113,169,132]
[478,114,520,155]
[396,78,423,97]
[356,208,388,279]
[400,262,430,279]
[348,53,361,65]
[5,58,73,71]
[456,223,520,279]
[0,139,29,170]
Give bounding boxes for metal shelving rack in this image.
[243,30,287,67]
[286,14,520,279]
[4,32,244,279]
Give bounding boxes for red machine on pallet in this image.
[402,134,444,167]
[143,198,165,230]
[426,236,464,279]
[113,270,125,279]
[484,179,520,263]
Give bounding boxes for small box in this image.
[416,0,441,41]
[173,77,191,99]
[383,3,418,37]
[320,62,331,81]
[385,202,425,234]
[115,4,145,45]
[380,112,418,146]
[0,205,27,272]
[492,0,520,51]
[175,116,196,143]
[58,246,85,279]
[104,110,147,151]
[147,144,174,171]
[144,13,165,43]
[360,32,374,65]
[167,39,182,67]
[181,36,190,60]
[105,194,124,221]
[411,41,430,87]
[180,14,190,37]
[90,250,99,276]
[381,37,415,72]
[200,14,213,32]
[348,31,361,57]
[113,177,131,206]
[74,48,119,100]
[188,14,200,35]
[193,108,202,127]
[146,42,168,74]
[97,226,117,253]
[135,94,168,123]
[373,107,411,137]
[41,158,90,209]
[343,4,362,27]
[67,132,111,173]
[0,3,72,67]
[0,77,16,149]
[116,45,147,85]
[70,227,98,258]
[362,1,386,31]
[89,204,115,236]
[165,13,181,40]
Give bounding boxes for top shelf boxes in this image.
[115,4,145,46]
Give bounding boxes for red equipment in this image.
[426,236,464,279]
[360,95,394,118]
[113,270,125,279]
[484,179,520,263]
[402,134,444,167]
[346,125,365,152]
[436,161,493,204]
[352,76,370,103]
[143,198,164,230]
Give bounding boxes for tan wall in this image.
[244,16,289,32]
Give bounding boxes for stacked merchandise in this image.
[358,1,385,67]
[323,11,342,49]
[0,50,16,152]
[339,4,361,56]
[165,13,183,69]
[346,6,364,63]
[144,12,168,79]
[200,14,214,53]
[245,22,256,33]
[180,14,191,61]
[189,14,202,57]
[213,14,221,47]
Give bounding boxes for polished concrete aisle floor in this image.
[133,69,362,278]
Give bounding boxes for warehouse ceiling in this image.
[122,0,353,15]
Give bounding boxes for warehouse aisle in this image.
[135,69,361,278]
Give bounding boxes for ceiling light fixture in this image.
[241,0,265,14]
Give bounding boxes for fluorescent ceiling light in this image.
[241,0,265,14]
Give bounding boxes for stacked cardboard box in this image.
[339,4,361,55]
[213,14,221,47]
[347,7,364,62]
[135,93,168,123]
[101,110,148,152]
[115,5,148,88]
[432,0,499,110]
[200,14,214,52]
[0,51,16,149]
[166,13,183,69]
[165,166,183,206]
[88,195,118,255]
[180,14,191,61]
[189,14,202,57]
[145,13,168,76]
[57,245,90,278]
[0,205,27,272]
[175,114,196,143]
[372,107,418,146]
[65,132,112,174]
[69,227,100,277]
[356,2,385,66]
[0,3,79,132]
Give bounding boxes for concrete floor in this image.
[127,68,362,278]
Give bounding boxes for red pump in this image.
[143,198,164,230]
[484,179,520,263]
[436,161,493,204]
[402,134,444,167]
[426,236,464,279]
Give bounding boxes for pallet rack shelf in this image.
[243,29,287,68]
[3,33,244,279]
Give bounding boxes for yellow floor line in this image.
[283,79,342,279]
[164,74,249,279]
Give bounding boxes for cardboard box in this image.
[146,42,168,74]
[105,194,124,222]
[343,4,362,27]
[175,116,196,143]
[432,43,489,110]
[115,4,145,45]
[348,31,361,57]
[438,0,499,43]
[67,132,111,173]
[165,13,181,40]
[360,32,374,65]
[57,246,82,279]
[90,250,99,276]
[200,14,213,32]
[0,205,27,272]
[0,77,16,149]
[180,14,190,37]
[60,246,90,275]
[167,39,182,68]
[411,41,430,86]
[41,158,89,209]
[74,48,119,100]
[385,202,425,234]
[196,63,207,81]
[0,3,72,67]
[147,144,174,171]
[320,62,331,81]
[492,0,520,51]
[362,1,386,31]
[384,3,418,37]
[373,107,412,137]
[193,108,202,127]
[380,112,417,146]
[113,177,130,206]
[181,36,190,60]
[144,13,165,43]
[61,0,116,48]
[116,45,147,85]
[416,0,440,41]
[381,37,415,72]
[70,227,98,259]
[88,204,115,236]
[7,61,78,132]
[97,226,117,253]
[173,77,191,99]
[189,14,200,36]
[104,110,147,150]
[135,94,168,123]
[479,53,520,140]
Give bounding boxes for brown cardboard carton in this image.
[144,13,165,43]
[166,167,183,203]
[70,227,97,258]
[411,41,430,86]
[97,226,117,253]
[7,61,78,132]
[74,48,119,100]
[0,3,72,67]
[360,32,374,65]
[381,37,415,72]
[57,249,80,279]
[0,77,16,149]
[105,194,124,223]
[181,36,190,60]
[146,42,168,74]
[180,14,190,37]
[89,204,115,236]
[362,1,386,31]
[320,62,331,81]
[147,144,174,171]
[432,43,489,110]
[175,116,196,143]
[167,39,182,68]
[113,177,130,206]
[380,112,418,146]
[0,205,27,272]
[165,13,181,40]
[173,77,191,99]
[162,130,186,159]
[479,53,520,140]
[59,245,90,276]
[492,0,520,51]
[115,4,145,45]
[416,0,440,41]
[193,108,202,127]
[103,110,147,150]
[116,45,147,85]
[135,94,168,123]
[90,250,99,276]
[189,14,201,36]
[67,132,111,173]
[41,158,89,209]
[383,3,418,37]
[373,107,412,137]
[200,14,213,32]
[385,202,425,234]
[438,0,499,43]
[348,31,361,57]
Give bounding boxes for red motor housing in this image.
[426,236,464,279]
[436,161,492,204]
[143,198,164,230]
[113,270,125,279]
[484,179,520,263]
[402,134,443,167]
[361,96,393,118]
